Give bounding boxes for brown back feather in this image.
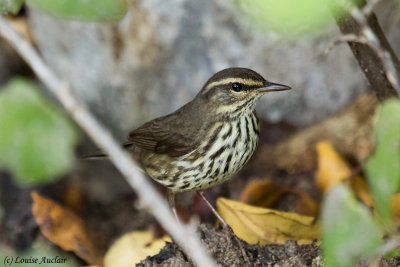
[126,102,203,157]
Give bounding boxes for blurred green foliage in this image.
[26,0,127,20]
[366,99,400,226]
[322,185,382,267]
[0,78,79,185]
[322,99,400,266]
[0,0,24,14]
[235,0,333,36]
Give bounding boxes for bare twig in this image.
[326,33,368,52]
[349,5,400,94]
[327,26,400,95]
[328,0,400,100]
[361,0,380,16]
[0,16,216,267]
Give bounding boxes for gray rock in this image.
[27,0,400,138]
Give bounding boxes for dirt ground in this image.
[139,224,321,267]
[139,224,400,267]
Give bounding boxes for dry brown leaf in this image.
[217,198,319,245]
[31,191,101,265]
[8,17,34,43]
[351,176,374,208]
[290,190,320,217]
[104,231,171,267]
[64,185,85,213]
[239,179,285,207]
[239,179,319,217]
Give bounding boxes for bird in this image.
[87,67,291,222]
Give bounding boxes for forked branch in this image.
[329,0,400,100]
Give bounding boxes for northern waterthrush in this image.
[89,68,290,215]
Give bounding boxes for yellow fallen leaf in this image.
[217,198,319,245]
[315,141,374,208]
[315,141,351,193]
[31,191,101,265]
[104,231,171,267]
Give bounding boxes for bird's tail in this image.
[83,153,108,160]
[83,142,133,160]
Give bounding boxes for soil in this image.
[139,224,400,267]
[139,224,321,267]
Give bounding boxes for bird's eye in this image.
[231,82,242,92]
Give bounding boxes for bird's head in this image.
[199,67,291,115]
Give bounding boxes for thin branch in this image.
[0,16,216,267]
[327,26,400,94]
[326,33,368,53]
[349,5,400,94]
[361,0,380,16]
[328,0,400,100]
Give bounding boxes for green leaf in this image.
[235,0,332,36]
[366,99,400,226]
[322,185,381,267]
[26,0,127,21]
[0,0,24,15]
[0,78,79,185]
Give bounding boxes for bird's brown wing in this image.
[126,117,198,157]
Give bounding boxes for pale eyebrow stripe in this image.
[203,78,264,93]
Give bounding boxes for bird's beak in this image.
[257,82,291,93]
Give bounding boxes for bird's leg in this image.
[167,190,180,222]
[197,191,250,264]
[197,191,229,228]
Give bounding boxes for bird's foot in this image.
[197,191,251,265]
[223,225,252,266]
